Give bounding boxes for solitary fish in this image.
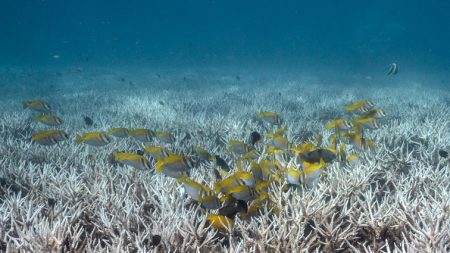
[23,100,51,113]
[83,116,94,126]
[387,63,399,75]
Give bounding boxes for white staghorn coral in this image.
[0,67,449,252]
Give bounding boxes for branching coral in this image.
[0,68,449,252]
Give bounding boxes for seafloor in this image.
[0,67,449,252]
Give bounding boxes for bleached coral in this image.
[0,67,449,252]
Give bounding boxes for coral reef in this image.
[0,68,449,252]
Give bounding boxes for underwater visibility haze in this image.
[0,1,449,252]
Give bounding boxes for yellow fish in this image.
[302,159,326,187]
[35,114,63,126]
[347,153,360,166]
[363,108,386,119]
[32,129,68,145]
[267,134,289,150]
[108,128,129,138]
[283,168,302,185]
[198,193,221,210]
[255,180,273,192]
[226,185,258,202]
[23,100,51,112]
[177,176,208,202]
[178,176,221,209]
[155,155,193,178]
[128,128,154,142]
[345,100,374,113]
[325,119,353,131]
[290,143,317,155]
[227,140,250,156]
[244,191,269,218]
[207,214,234,230]
[154,131,175,144]
[215,171,255,193]
[76,131,111,146]
[258,111,282,125]
[353,117,379,129]
[251,160,281,182]
[144,146,172,160]
[194,146,215,161]
[114,152,152,170]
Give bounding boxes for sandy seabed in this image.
[0,66,449,252]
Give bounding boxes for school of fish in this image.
[24,98,386,231]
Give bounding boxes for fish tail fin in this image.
[75,135,83,144]
[22,101,29,109]
[325,121,335,130]
[176,174,188,184]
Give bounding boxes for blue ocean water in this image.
[0,0,449,86]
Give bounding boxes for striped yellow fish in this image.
[108,128,129,138]
[363,108,386,119]
[325,119,353,131]
[215,171,256,193]
[32,129,68,145]
[154,131,175,143]
[258,111,282,125]
[353,117,379,129]
[345,100,374,113]
[128,128,154,142]
[227,140,250,156]
[114,152,152,170]
[267,134,289,150]
[144,146,172,160]
[155,155,193,178]
[194,146,215,162]
[226,185,258,202]
[23,100,51,112]
[76,131,111,146]
[177,176,221,209]
[35,114,63,126]
[302,159,326,187]
[207,214,234,230]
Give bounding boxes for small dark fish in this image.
[83,116,94,126]
[183,76,187,82]
[120,77,125,82]
[158,100,165,106]
[150,235,161,246]
[387,63,399,75]
[439,149,448,158]
[47,198,57,208]
[302,149,336,163]
[136,150,145,156]
[249,131,262,146]
[213,168,222,180]
[236,76,240,81]
[218,200,248,218]
[215,155,230,172]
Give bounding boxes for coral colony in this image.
[0,71,449,252]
